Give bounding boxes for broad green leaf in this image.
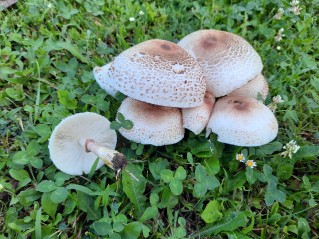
[26,140,41,157]
[58,90,77,110]
[294,146,319,161]
[9,169,30,182]
[277,164,293,180]
[205,175,220,190]
[256,141,283,157]
[121,221,143,239]
[201,200,222,223]
[194,211,247,236]
[41,193,57,219]
[169,178,183,195]
[139,206,158,222]
[110,121,122,130]
[35,207,42,239]
[77,191,101,220]
[195,164,206,182]
[245,167,257,185]
[194,182,207,198]
[93,221,112,236]
[50,187,68,203]
[175,166,186,180]
[36,180,57,193]
[203,157,220,175]
[12,151,29,165]
[122,164,147,215]
[149,159,169,180]
[161,169,174,183]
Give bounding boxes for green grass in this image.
[1,0,319,238]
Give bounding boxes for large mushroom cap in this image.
[117,97,184,146]
[99,39,206,108]
[93,63,118,97]
[182,91,215,135]
[48,112,117,175]
[178,29,263,97]
[206,95,278,146]
[229,74,269,100]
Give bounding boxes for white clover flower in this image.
[290,0,300,6]
[281,140,300,158]
[274,8,284,20]
[246,160,257,168]
[139,10,145,16]
[273,95,284,104]
[291,5,302,15]
[275,28,285,42]
[276,46,281,50]
[129,17,135,22]
[236,153,246,163]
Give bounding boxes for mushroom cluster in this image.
[93,29,278,147]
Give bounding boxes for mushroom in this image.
[93,62,118,97]
[178,29,263,97]
[182,91,215,135]
[228,74,269,100]
[117,97,184,146]
[206,95,278,146]
[93,39,206,108]
[48,112,127,175]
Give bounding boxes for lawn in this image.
[1,0,319,238]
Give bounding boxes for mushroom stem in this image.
[79,139,128,172]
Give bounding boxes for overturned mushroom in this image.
[229,74,269,100]
[94,39,206,108]
[182,91,215,135]
[48,112,127,175]
[117,97,184,146]
[206,95,278,146]
[178,29,263,97]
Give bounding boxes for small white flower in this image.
[274,8,284,20]
[290,0,299,6]
[281,140,300,158]
[129,17,135,22]
[139,10,145,16]
[236,153,246,163]
[48,3,52,8]
[276,46,281,50]
[246,160,257,168]
[272,95,284,104]
[0,184,3,191]
[291,5,302,15]
[275,28,285,42]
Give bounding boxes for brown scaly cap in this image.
[229,74,269,100]
[178,29,263,97]
[182,91,216,135]
[104,39,206,108]
[206,95,278,146]
[117,97,185,146]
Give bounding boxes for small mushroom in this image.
[93,62,118,97]
[229,74,269,100]
[48,112,127,175]
[206,95,278,146]
[182,91,215,135]
[94,39,206,108]
[178,29,263,97]
[117,97,184,146]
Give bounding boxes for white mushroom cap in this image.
[182,91,215,135]
[93,63,118,97]
[206,95,278,146]
[117,97,184,146]
[229,74,269,100]
[104,39,206,108]
[48,112,117,175]
[178,29,263,97]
